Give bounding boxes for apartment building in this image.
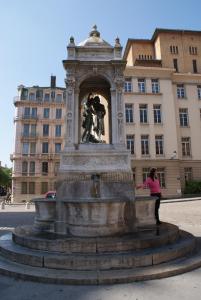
[124,28,201,197]
[11,29,201,202]
[11,76,66,202]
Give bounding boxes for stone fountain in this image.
[0,26,200,284]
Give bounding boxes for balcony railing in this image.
[21,132,38,138]
[22,115,38,120]
[134,59,162,68]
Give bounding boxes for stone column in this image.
[110,88,117,145]
[114,77,125,147]
[74,87,80,145]
[64,76,75,149]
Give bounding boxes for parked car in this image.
[44,191,56,199]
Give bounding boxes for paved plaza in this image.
[0,199,201,300]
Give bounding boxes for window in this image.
[22,143,29,155]
[30,124,36,137]
[177,84,185,99]
[124,78,132,92]
[21,182,35,195]
[56,94,62,102]
[31,108,37,118]
[125,104,134,123]
[189,46,197,55]
[23,124,29,137]
[198,85,201,99]
[36,89,43,101]
[55,125,62,137]
[151,79,160,94]
[54,162,60,176]
[21,88,28,100]
[56,108,62,119]
[43,108,50,118]
[29,92,35,101]
[141,135,149,155]
[173,59,178,72]
[138,54,152,60]
[193,60,197,73]
[21,182,27,194]
[41,182,48,194]
[142,168,150,186]
[181,137,191,156]
[138,79,146,93]
[155,135,164,155]
[153,105,162,124]
[179,108,189,127]
[43,124,49,136]
[170,45,178,54]
[139,104,148,123]
[126,135,135,155]
[44,93,50,102]
[29,182,35,194]
[184,167,193,183]
[24,107,30,118]
[42,142,49,154]
[157,168,166,188]
[51,91,55,100]
[22,161,28,175]
[30,142,36,155]
[55,143,61,153]
[29,161,35,175]
[42,162,48,175]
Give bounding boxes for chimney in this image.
[50,75,56,88]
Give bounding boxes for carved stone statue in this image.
[93,96,106,141]
[82,94,106,143]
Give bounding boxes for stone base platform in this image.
[0,223,201,284]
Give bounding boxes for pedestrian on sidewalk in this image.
[136,167,162,225]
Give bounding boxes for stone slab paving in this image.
[0,200,201,299]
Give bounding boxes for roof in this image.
[123,28,201,60]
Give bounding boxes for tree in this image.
[0,166,12,188]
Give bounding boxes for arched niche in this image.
[79,76,112,144]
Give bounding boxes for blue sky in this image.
[0,0,201,167]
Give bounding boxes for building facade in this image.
[124,28,201,197]
[11,76,66,202]
[11,29,201,202]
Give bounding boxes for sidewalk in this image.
[0,200,201,299]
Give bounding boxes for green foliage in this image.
[0,167,12,187]
[184,180,201,194]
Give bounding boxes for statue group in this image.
[82,93,106,143]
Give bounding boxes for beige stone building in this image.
[124,28,201,197]
[11,28,201,202]
[11,76,66,202]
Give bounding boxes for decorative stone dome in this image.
[78,25,112,47]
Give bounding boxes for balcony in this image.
[134,59,162,68]
[21,132,38,139]
[22,115,38,120]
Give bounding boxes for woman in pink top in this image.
[136,168,162,225]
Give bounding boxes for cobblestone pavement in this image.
[0,201,201,300]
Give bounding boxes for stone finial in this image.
[89,25,100,37]
[69,36,75,45]
[115,37,121,47]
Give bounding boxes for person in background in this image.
[136,168,162,225]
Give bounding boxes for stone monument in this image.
[0,26,200,284]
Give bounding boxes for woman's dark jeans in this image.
[151,193,161,223]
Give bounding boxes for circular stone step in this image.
[0,230,195,270]
[13,223,180,254]
[0,238,201,285]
